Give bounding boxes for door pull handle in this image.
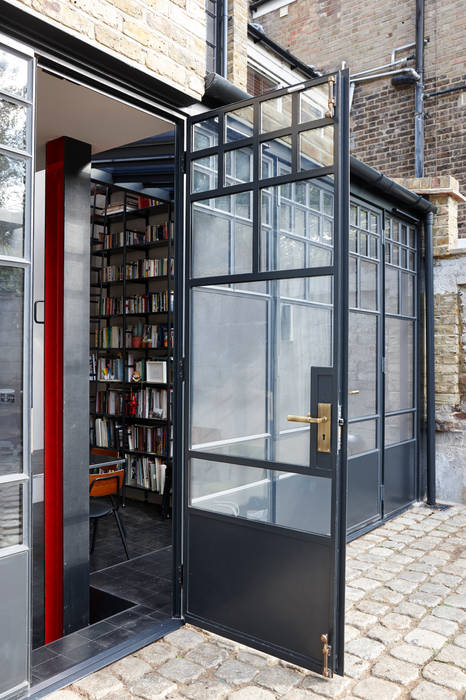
[287,403,331,453]
[348,390,360,395]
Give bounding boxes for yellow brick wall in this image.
[9,0,207,98]
[227,0,248,92]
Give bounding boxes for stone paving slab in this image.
[52,503,466,699]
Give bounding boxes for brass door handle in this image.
[348,390,360,395]
[287,403,331,453]
[287,414,328,424]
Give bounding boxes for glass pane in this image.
[191,155,218,193]
[401,272,414,316]
[192,117,218,151]
[385,265,398,315]
[385,413,414,446]
[348,420,376,457]
[261,136,292,177]
[0,48,29,99]
[278,235,305,270]
[192,195,252,277]
[299,84,327,122]
[308,274,332,305]
[0,483,22,547]
[0,152,26,258]
[348,313,377,419]
[0,99,28,151]
[261,94,292,132]
[349,227,357,253]
[385,318,414,412]
[261,178,334,272]
[190,280,332,467]
[349,255,357,307]
[190,459,331,536]
[299,126,333,170]
[360,259,377,311]
[224,145,253,186]
[0,266,24,475]
[225,105,254,142]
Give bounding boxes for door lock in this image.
[287,403,331,453]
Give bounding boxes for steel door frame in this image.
[182,71,350,675]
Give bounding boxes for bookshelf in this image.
[89,184,174,515]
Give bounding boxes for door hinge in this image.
[181,152,187,174]
[381,357,386,374]
[178,358,186,382]
[177,564,183,586]
[320,633,332,678]
[380,484,384,503]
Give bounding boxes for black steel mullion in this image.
[188,165,335,203]
[187,449,333,479]
[188,265,334,287]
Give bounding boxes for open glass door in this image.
[0,32,34,699]
[183,71,349,676]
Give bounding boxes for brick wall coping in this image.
[404,188,466,203]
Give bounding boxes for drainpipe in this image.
[415,0,425,177]
[425,210,436,505]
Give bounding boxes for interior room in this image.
[31,68,178,685]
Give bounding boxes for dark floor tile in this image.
[31,645,58,667]
[62,639,109,664]
[120,616,163,634]
[132,605,156,616]
[78,620,118,641]
[105,608,149,626]
[46,632,88,656]
[148,610,170,622]
[94,626,135,649]
[32,654,76,681]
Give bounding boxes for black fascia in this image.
[350,157,436,215]
[0,0,196,110]
[248,23,320,80]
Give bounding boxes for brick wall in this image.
[255,0,466,236]
[9,0,207,98]
[227,0,249,91]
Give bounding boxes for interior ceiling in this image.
[35,69,172,171]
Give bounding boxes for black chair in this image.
[89,468,129,560]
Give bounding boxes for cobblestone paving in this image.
[51,503,466,700]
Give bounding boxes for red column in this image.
[44,137,65,643]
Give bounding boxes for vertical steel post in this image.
[424,211,436,504]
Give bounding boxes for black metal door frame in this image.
[346,183,422,539]
[182,71,350,675]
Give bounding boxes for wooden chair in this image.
[89,449,129,560]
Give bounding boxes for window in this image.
[247,66,279,96]
[206,0,227,76]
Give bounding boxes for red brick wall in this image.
[255,0,466,236]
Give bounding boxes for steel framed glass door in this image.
[0,32,34,699]
[183,71,349,676]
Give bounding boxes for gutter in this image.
[248,24,321,79]
[350,157,436,214]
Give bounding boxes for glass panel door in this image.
[0,31,34,699]
[184,71,349,676]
